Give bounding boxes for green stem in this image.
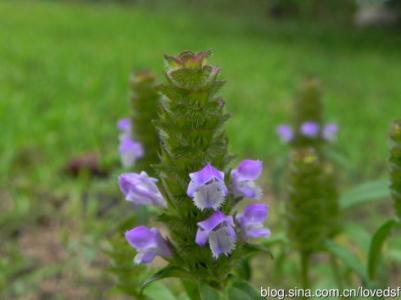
[300,252,310,296]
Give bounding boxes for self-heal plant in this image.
[117,51,271,294]
[276,78,340,291]
[286,148,330,289]
[367,120,401,281]
[109,70,161,298]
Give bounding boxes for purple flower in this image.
[125,226,171,264]
[196,211,236,259]
[119,171,167,208]
[276,124,294,143]
[300,121,319,138]
[117,118,132,138]
[187,164,228,211]
[323,123,338,142]
[231,160,263,199]
[236,203,270,240]
[118,137,144,168]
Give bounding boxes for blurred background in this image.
[1,0,401,299]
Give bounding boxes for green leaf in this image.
[177,294,191,300]
[324,147,352,171]
[141,265,191,294]
[143,282,177,300]
[181,279,201,300]
[235,259,251,281]
[271,155,288,195]
[324,240,367,282]
[240,243,273,259]
[340,178,390,209]
[262,234,288,247]
[368,219,398,280]
[226,279,263,300]
[199,282,224,300]
[343,223,371,253]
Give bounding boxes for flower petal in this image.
[276,124,294,143]
[119,137,144,168]
[242,203,268,224]
[186,180,198,198]
[300,121,319,137]
[246,227,271,239]
[192,181,226,210]
[195,228,210,246]
[117,118,132,132]
[232,160,263,181]
[231,160,263,199]
[197,211,226,231]
[323,123,338,141]
[118,172,167,208]
[134,250,157,264]
[237,203,270,240]
[125,226,157,250]
[189,163,224,186]
[234,181,262,199]
[152,228,172,257]
[209,225,236,259]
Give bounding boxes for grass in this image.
[1,1,401,297]
[1,1,401,183]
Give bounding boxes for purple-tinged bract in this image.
[276,124,294,143]
[300,121,319,138]
[118,137,144,168]
[119,171,167,208]
[196,211,236,259]
[125,226,171,264]
[236,203,270,240]
[231,160,263,199]
[323,123,338,142]
[187,163,228,210]
[165,50,210,70]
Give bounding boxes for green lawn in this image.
[1,1,401,184]
[2,2,401,297]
